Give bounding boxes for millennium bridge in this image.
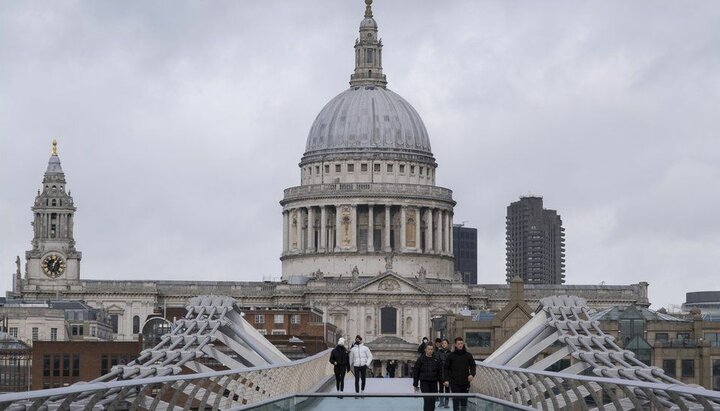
[1,295,719,410]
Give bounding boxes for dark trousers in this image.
[354,365,367,393]
[419,380,438,411]
[438,381,450,406]
[449,384,470,410]
[333,365,345,391]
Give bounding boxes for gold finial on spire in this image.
[364,0,373,18]
[51,139,58,156]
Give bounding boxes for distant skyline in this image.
[2,1,719,309]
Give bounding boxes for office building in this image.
[505,196,565,284]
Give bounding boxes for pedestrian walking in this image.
[417,336,430,354]
[436,338,452,408]
[443,337,476,411]
[413,344,442,411]
[349,335,373,394]
[386,359,397,378]
[329,337,351,393]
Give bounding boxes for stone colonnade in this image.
[34,212,74,239]
[282,204,453,256]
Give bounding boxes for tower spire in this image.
[364,0,373,18]
[51,139,58,156]
[350,0,387,88]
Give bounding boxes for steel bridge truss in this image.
[476,295,720,410]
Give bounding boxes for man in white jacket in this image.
[349,334,373,394]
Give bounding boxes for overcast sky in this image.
[1,1,719,310]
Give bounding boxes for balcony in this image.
[282,183,454,203]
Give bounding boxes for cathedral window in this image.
[315,165,320,174]
[335,164,341,173]
[325,165,330,174]
[374,163,381,172]
[420,167,424,175]
[347,163,355,172]
[132,316,140,334]
[52,199,57,206]
[361,163,368,172]
[365,49,374,64]
[380,307,397,334]
[110,315,119,333]
[410,165,415,174]
[387,164,393,172]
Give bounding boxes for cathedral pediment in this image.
[350,272,428,295]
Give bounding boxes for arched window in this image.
[141,317,171,350]
[132,315,140,334]
[381,307,397,334]
[51,199,57,206]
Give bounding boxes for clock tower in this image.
[24,140,82,291]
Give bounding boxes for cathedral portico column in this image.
[335,205,342,252]
[367,204,374,252]
[307,207,315,252]
[434,209,441,255]
[320,206,327,252]
[415,208,421,252]
[443,210,450,254]
[425,208,433,253]
[449,212,454,255]
[400,206,407,252]
[296,208,303,253]
[350,205,358,251]
[282,211,289,253]
[384,204,391,252]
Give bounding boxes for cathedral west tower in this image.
[23,140,82,292]
[280,0,456,281]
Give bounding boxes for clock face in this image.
[42,254,66,278]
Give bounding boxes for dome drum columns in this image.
[281,203,454,272]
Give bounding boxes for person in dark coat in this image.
[413,344,442,411]
[328,337,350,393]
[443,337,476,411]
[436,338,452,408]
[418,336,430,354]
[386,359,397,378]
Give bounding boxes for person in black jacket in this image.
[413,344,442,411]
[443,337,476,411]
[386,359,397,378]
[417,336,430,354]
[436,338,452,408]
[328,337,351,393]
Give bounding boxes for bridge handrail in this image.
[0,348,334,407]
[477,361,720,398]
[474,361,720,409]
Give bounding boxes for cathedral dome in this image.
[304,86,432,159]
[301,0,434,164]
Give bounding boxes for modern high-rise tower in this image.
[452,224,477,284]
[505,196,565,284]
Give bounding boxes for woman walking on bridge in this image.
[329,337,351,393]
[349,335,373,394]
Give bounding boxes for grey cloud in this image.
[2,1,719,310]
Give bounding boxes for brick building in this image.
[31,341,141,390]
[453,279,720,390]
